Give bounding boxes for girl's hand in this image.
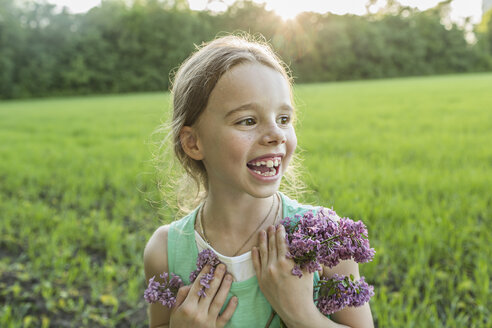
[252,225,319,327]
[169,263,238,328]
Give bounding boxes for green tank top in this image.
[167,192,324,327]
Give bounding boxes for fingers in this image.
[251,246,261,276]
[216,295,238,328]
[258,230,268,271]
[258,225,281,270]
[199,264,226,308]
[276,224,288,259]
[174,285,191,309]
[267,225,277,264]
[188,264,212,302]
[175,265,237,327]
[209,273,234,317]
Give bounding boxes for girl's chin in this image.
[245,187,281,200]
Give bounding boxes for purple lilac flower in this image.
[143,276,161,303]
[144,273,184,308]
[315,274,374,315]
[281,207,375,278]
[189,249,223,297]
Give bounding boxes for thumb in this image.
[173,285,191,309]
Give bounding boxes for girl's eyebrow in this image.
[224,102,293,118]
[224,103,260,119]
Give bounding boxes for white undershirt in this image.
[194,231,256,282]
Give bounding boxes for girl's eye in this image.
[277,115,291,125]
[237,118,256,126]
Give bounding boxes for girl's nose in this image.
[260,123,286,145]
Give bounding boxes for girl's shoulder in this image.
[168,207,199,236]
[145,209,198,274]
[143,224,171,283]
[279,192,321,218]
[281,194,342,225]
[144,208,195,269]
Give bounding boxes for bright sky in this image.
[43,0,484,24]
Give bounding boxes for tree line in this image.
[1,0,491,99]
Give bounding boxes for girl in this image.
[144,34,374,328]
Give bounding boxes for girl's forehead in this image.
[206,62,293,114]
[221,62,288,85]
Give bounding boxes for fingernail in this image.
[225,274,232,281]
[217,264,225,272]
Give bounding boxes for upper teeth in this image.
[250,157,281,167]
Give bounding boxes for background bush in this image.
[1,0,491,99]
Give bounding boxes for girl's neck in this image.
[203,191,279,231]
[197,190,282,256]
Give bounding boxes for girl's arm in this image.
[321,259,374,328]
[144,225,173,327]
[252,225,373,328]
[143,225,238,328]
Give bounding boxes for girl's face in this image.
[192,62,297,199]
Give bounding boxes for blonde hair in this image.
[154,33,307,217]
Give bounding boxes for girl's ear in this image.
[179,126,204,160]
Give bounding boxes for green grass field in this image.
[1,73,491,327]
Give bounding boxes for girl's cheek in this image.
[288,128,297,152]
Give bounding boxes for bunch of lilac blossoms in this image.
[315,274,375,315]
[281,207,375,278]
[189,249,223,297]
[144,272,184,308]
[280,207,375,314]
[144,249,224,307]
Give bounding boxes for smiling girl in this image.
[144,34,374,328]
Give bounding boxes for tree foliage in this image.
[0,0,491,99]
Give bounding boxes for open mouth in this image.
[246,156,282,177]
